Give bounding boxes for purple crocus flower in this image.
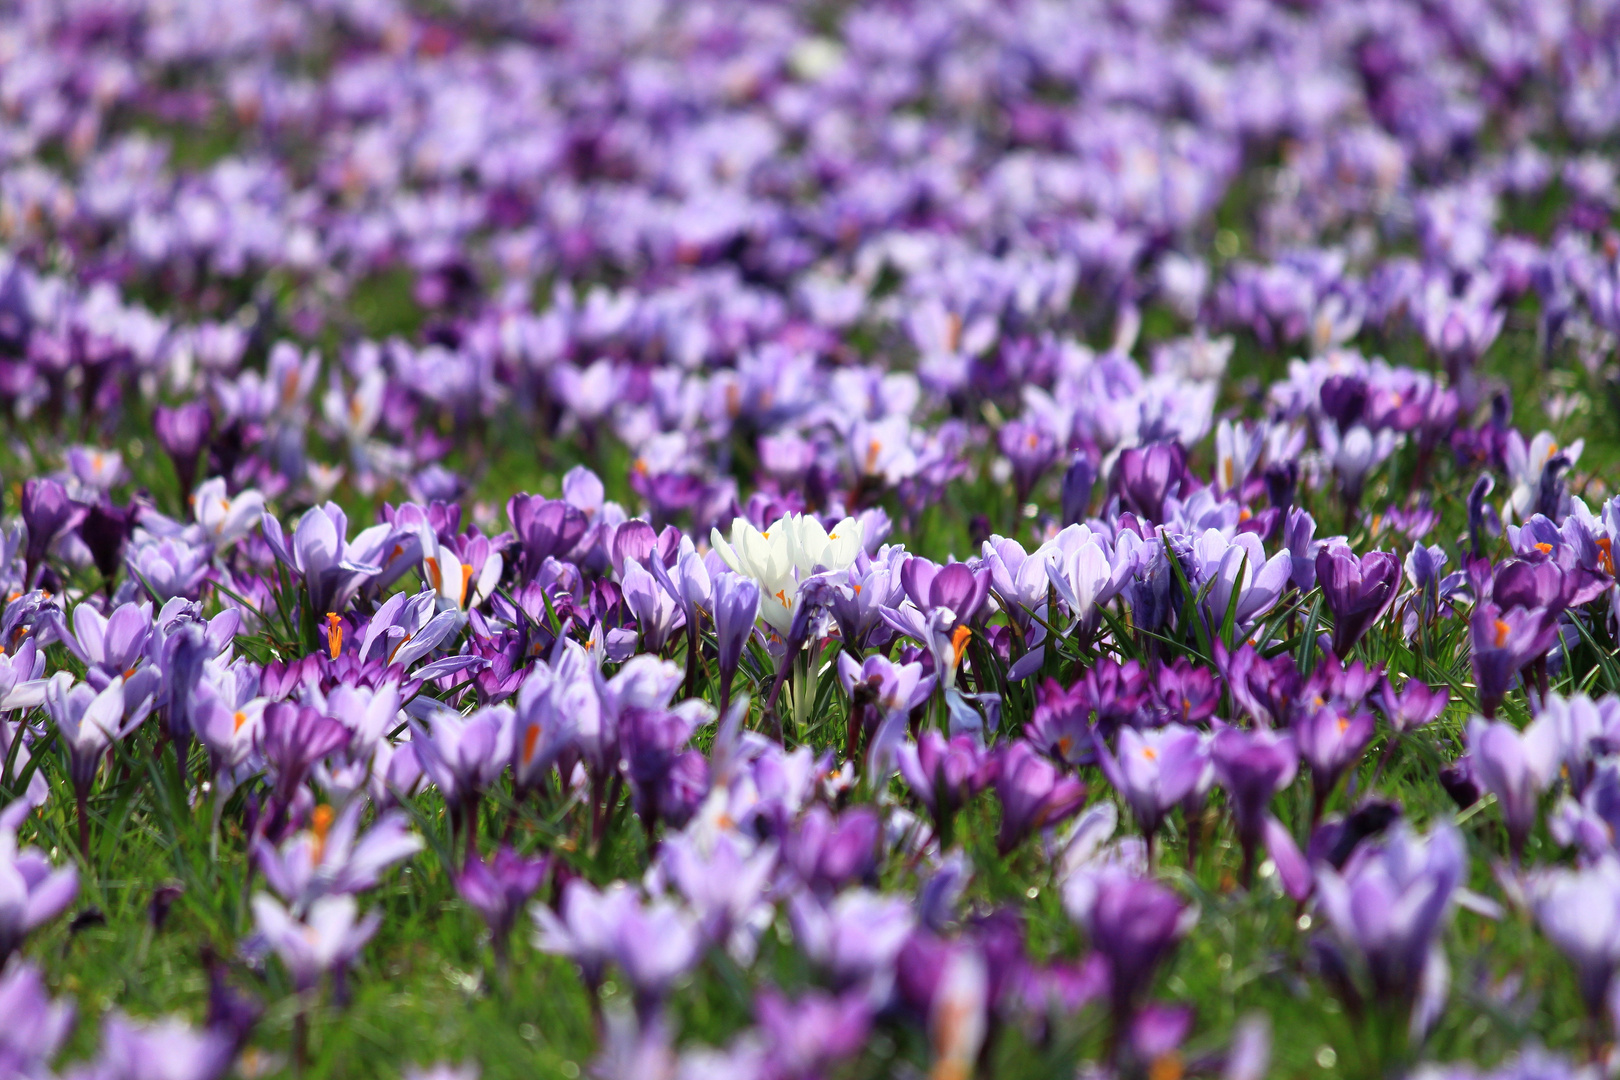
[261,503,416,617]
[1024,677,1096,766]
[897,732,997,843]
[821,549,904,652]
[901,558,991,631]
[1313,823,1464,1026]
[20,478,86,587]
[1096,724,1208,860]
[44,671,152,857]
[1317,547,1400,656]
[154,401,213,500]
[507,495,588,583]
[0,960,75,1076]
[710,571,760,714]
[78,1010,236,1080]
[993,740,1087,855]
[1211,727,1298,886]
[1378,678,1450,734]
[998,419,1058,503]
[620,557,686,653]
[256,703,352,838]
[1466,715,1561,859]
[1296,707,1376,820]
[780,806,880,896]
[755,987,873,1080]
[787,888,915,988]
[456,846,549,972]
[535,880,700,1019]
[1470,603,1563,719]
[1531,860,1620,1023]
[252,801,422,916]
[411,702,512,843]
[1082,875,1195,1042]
[1114,441,1187,523]
[252,892,380,992]
[0,825,79,964]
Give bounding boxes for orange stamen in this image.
[325,612,343,659]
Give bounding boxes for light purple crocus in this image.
[1296,707,1376,820]
[252,892,381,992]
[1314,823,1465,1028]
[253,801,422,916]
[0,825,79,963]
[1096,724,1209,861]
[1466,715,1561,859]
[456,846,549,972]
[1531,859,1620,1023]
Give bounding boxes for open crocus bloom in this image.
[711,513,863,635]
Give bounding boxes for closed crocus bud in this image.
[1061,452,1098,526]
[79,500,136,589]
[1114,441,1187,523]
[21,478,87,588]
[1316,547,1400,656]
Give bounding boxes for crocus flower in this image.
[253,801,422,915]
[993,740,1087,855]
[1530,859,1620,1023]
[1114,441,1187,522]
[1096,724,1208,858]
[620,557,686,652]
[20,478,86,587]
[154,401,212,498]
[192,477,264,547]
[1317,547,1400,656]
[900,558,991,631]
[897,732,997,843]
[78,1011,237,1080]
[0,960,75,1075]
[756,987,873,1080]
[0,825,79,964]
[261,503,416,617]
[535,880,700,1018]
[1211,727,1298,886]
[252,892,380,992]
[1313,823,1465,1030]
[710,571,760,713]
[44,672,150,856]
[1081,875,1196,1038]
[788,888,915,988]
[1466,715,1561,859]
[456,846,549,971]
[659,830,775,961]
[1025,677,1096,766]
[411,703,513,837]
[1470,602,1564,718]
[1296,707,1376,818]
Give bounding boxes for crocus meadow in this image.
[3,1,1620,1078]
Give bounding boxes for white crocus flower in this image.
[711,513,863,637]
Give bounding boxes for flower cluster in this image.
[1,0,1620,1077]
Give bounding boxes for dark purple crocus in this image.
[619,704,705,838]
[154,401,212,499]
[993,740,1087,855]
[79,500,136,593]
[507,495,588,582]
[1114,441,1187,523]
[1025,677,1095,766]
[897,732,998,844]
[1316,548,1400,656]
[1378,678,1449,734]
[1061,452,1098,525]
[1211,727,1298,886]
[1086,875,1193,1047]
[1470,602,1562,718]
[20,478,87,588]
[901,558,991,630]
[456,846,549,975]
